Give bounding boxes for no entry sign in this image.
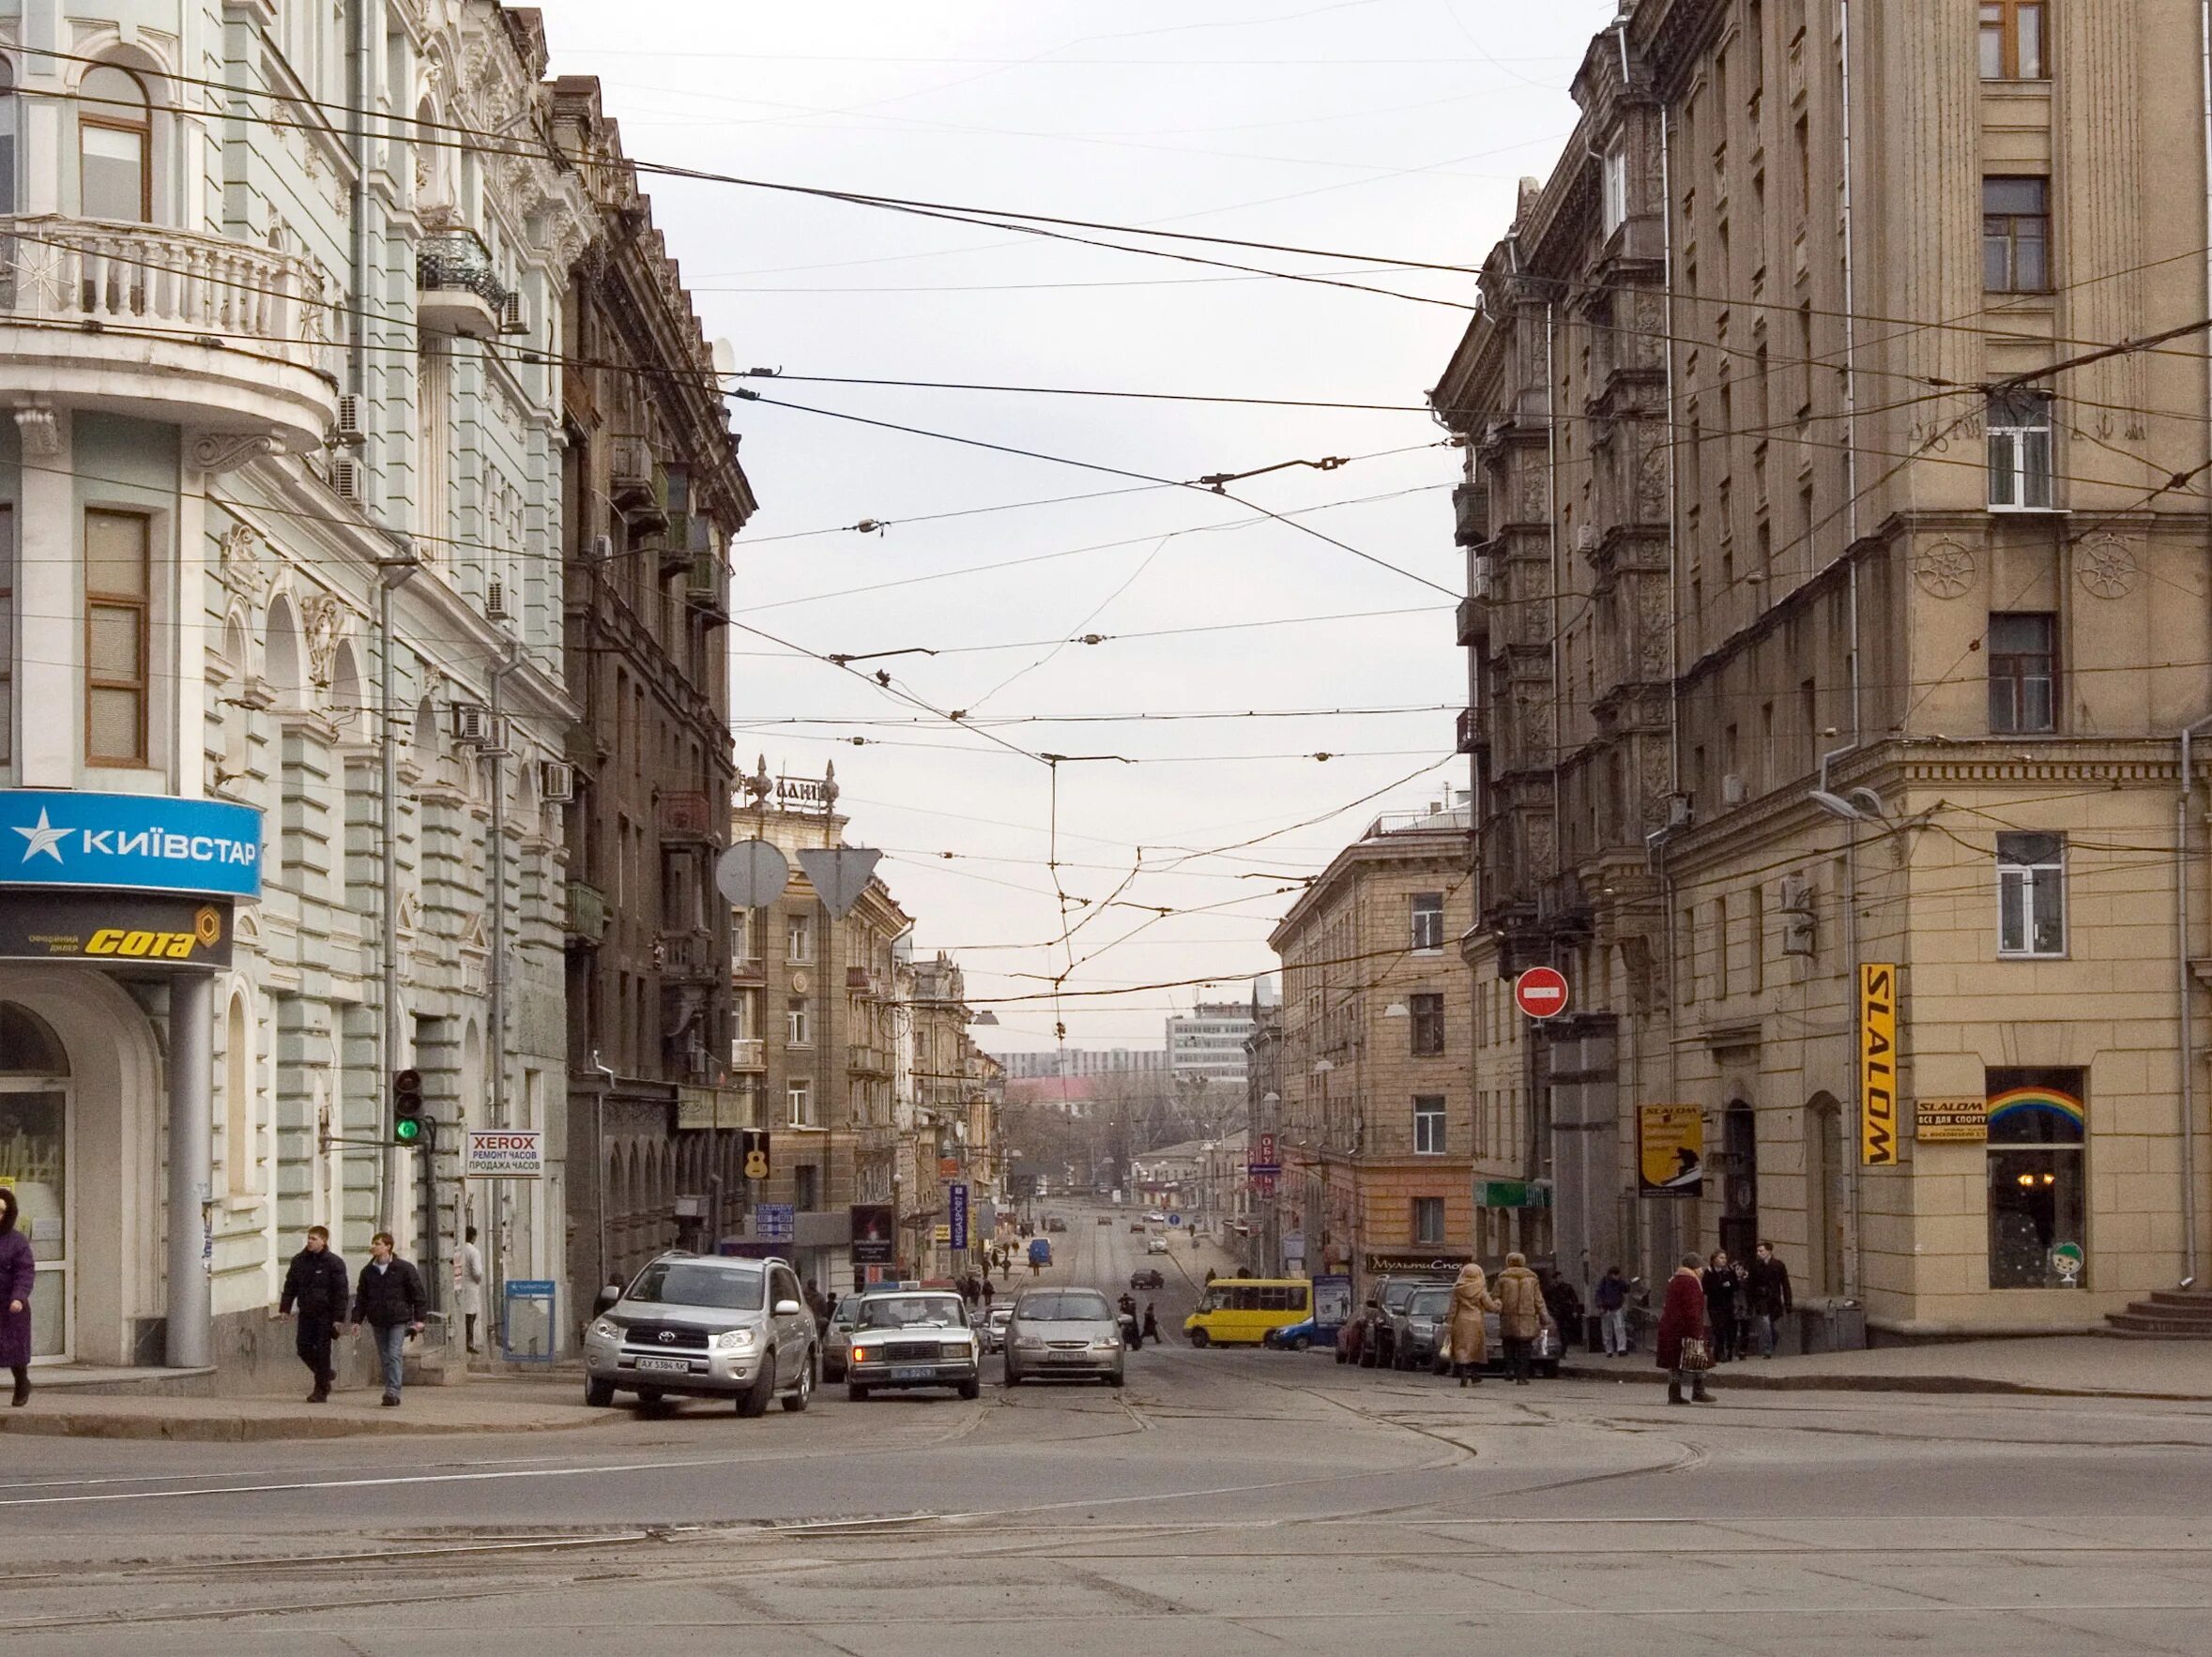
[1513,966,1570,1021]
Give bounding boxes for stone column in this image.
[166,971,215,1369]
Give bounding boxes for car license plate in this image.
[892,1365,934,1382]
[635,1356,691,1374]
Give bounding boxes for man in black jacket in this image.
[351,1232,428,1406]
[276,1225,349,1402]
[1747,1240,1794,1360]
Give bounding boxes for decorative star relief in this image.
[1914,540,1976,599]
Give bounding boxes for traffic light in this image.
[740,1129,770,1181]
[393,1068,428,1147]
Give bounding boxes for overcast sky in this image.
[532,0,1616,1049]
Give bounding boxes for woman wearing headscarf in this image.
[0,1187,37,1406]
[1444,1260,1499,1388]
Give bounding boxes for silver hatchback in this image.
[584,1254,818,1417]
[1002,1286,1125,1387]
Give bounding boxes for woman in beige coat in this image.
[1445,1261,1499,1387]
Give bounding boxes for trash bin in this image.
[1797,1297,1866,1354]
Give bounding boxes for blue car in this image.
[1261,1315,1334,1352]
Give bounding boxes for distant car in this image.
[1003,1287,1124,1387]
[844,1290,981,1401]
[1129,1222,1146,1234]
[1145,1210,1167,1224]
[1145,1236,1169,1255]
[1096,1215,1113,1226]
[822,1293,862,1381]
[1354,1274,1454,1369]
[982,1304,1014,1354]
[1046,1216,1068,1233]
[1028,1237,1053,1268]
[1262,1315,1330,1352]
[1129,1269,1165,1290]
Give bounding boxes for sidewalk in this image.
[0,1371,614,1441]
[1562,1335,2212,1402]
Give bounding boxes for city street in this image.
[2,1208,2210,1653]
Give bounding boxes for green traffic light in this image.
[394,1117,423,1144]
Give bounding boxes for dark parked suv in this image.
[1388,1282,1457,1369]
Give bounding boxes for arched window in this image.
[223,994,255,1197]
[263,594,304,706]
[80,65,151,222]
[0,59,19,217]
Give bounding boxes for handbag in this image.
[1678,1335,1714,1373]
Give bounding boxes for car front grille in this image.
[882,1340,941,1363]
[1047,1340,1090,1350]
[619,1321,710,1350]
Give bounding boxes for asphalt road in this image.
[5,1200,2212,1653]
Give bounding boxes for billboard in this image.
[462,1129,542,1178]
[849,1204,895,1266]
[0,890,234,969]
[0,788,263,898]
[1859,963,1899,1165]
[948,1182,969,1251]
[1637,1103,1704,1196]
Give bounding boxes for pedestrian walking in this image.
[350,1232,428,1406]
[1444,1259,1499,1387]
[276,1224,349,1402]
[0,1187,37,1407]
[803,1280,830,1330]
[1142,1302,1160,1344]
[1495,1252,1547,1386]
[453,1225,485,1354]
[1594,1265,1632,1356]
[1657,1252,1715,1406]
[981,1275,995,1310]
[1701,1251,1744,1362]
[1540,1269,1583,1349]
[1747,1240,1793,1359]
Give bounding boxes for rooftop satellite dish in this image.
[710,337,738,380]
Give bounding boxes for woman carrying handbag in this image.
[1656,1252,1715,1406]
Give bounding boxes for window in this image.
[1602,146,1628,233]
[84,509,150,766]
[787,1079,814,1127]
[786,997,810,1046]
[1988,612,2056,733]
[1409,993,1445,1057]
[0,504,12,763]
[79,65,151,221]
[1983,177,2050,293]
[786,910,813,962]
[1412,1196,1445,1244]
[1413,1096,1446,1156]
[733,908,754,962]
[1986,1068,2083,1288]
[794,1163,819,1209]
[1986,390,2054,509]
[1997,832,2065,956]
[1411,891,1445,951]
[0,59,16,216]
[1979,2,2045,80]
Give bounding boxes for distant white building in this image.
[1167,1002,1259,1087]
[992,1047,1167,1082]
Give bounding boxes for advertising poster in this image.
[1637,1103,1705,1195]
[849,1203,895,1266]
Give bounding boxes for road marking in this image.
[0,1452,766,1508]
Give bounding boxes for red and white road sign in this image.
[1514,966,1571,1021]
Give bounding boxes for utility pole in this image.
[375,549,420,1241]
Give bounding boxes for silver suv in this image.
[584,1253,817,1417]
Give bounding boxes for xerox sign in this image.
[0,789,264,899]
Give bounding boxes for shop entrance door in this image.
[0,1004,73,1361]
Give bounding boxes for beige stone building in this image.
[1433,0,2212,1336]
[1269,803,1479,1298]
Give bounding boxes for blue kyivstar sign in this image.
[0,789,263,899]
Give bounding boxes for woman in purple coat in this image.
[0,1186,36,1406]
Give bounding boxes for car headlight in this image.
[1091,1336,1121,1351]
[1014,1336,1045,1351]
[713,1328,757,1352]
[1408,1317,1435,1332]
[940,1341,970,1361]
[590,1317,620,1341]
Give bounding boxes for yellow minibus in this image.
[1182,1277,1312,1346]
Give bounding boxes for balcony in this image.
[847,1043,892,1077]
[0,215,339,455]
[656,790,718,846]
[1456,594,1489,647]
[1452,479,1488,547]
[1457,707,1480,755]
[564,880,609,948]
[609,434,669,531]
[729,1037,765,1073]
[731,953,765,987]
[417,227,519,340]
[656,928,724,984]
[686,546,730,626]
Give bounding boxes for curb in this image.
[0,1406,623,1443]
[1557,1361,2212,1403]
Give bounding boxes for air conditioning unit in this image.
[1470,555,1495,599]
[587,533,613,563]
[1666,793,1694,829]
[335,394,365,447]
[539,760,576,803]
[498,292,527,335]
[450,702,492,745]
[332,458,360,500]
[1721,772,1747,807]
[479,716,512,757]
[486,579,510,620]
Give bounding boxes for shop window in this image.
[1413,1096,1446,1155]
[1412,1196,1445,1244]
[79,65,151,222]
[1979,2,2045,80]
[84,509,150,767]
[1988,612,2056,733]
[1996,831,2066,956]
[1983,177,2050,293]
[1986,1070,2085,1288]
[1986,389,2054,509]
[1409,993,1445,1057]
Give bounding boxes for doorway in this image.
[1719,1101,1759,1263]
[0,1004,72,1361]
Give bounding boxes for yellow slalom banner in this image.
[1859,963,1899,1165]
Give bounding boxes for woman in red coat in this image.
[1655,1252,1713,1406]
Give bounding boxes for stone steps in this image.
[2105,1294,2212,1338]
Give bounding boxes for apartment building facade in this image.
[553,78,753,1314]
[1269,807,1476,1298]
[1433,0,2212,1335]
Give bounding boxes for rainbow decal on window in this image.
[1986,1087,2086,1142]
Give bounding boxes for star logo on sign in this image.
[11,809,68,866]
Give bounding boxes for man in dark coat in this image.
[0,1186,37,1408]
[277,1224,350,1402]
[1656,1253,1713,1406]
[350,1232,428,1406]
[1747,1240,1794,1359]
